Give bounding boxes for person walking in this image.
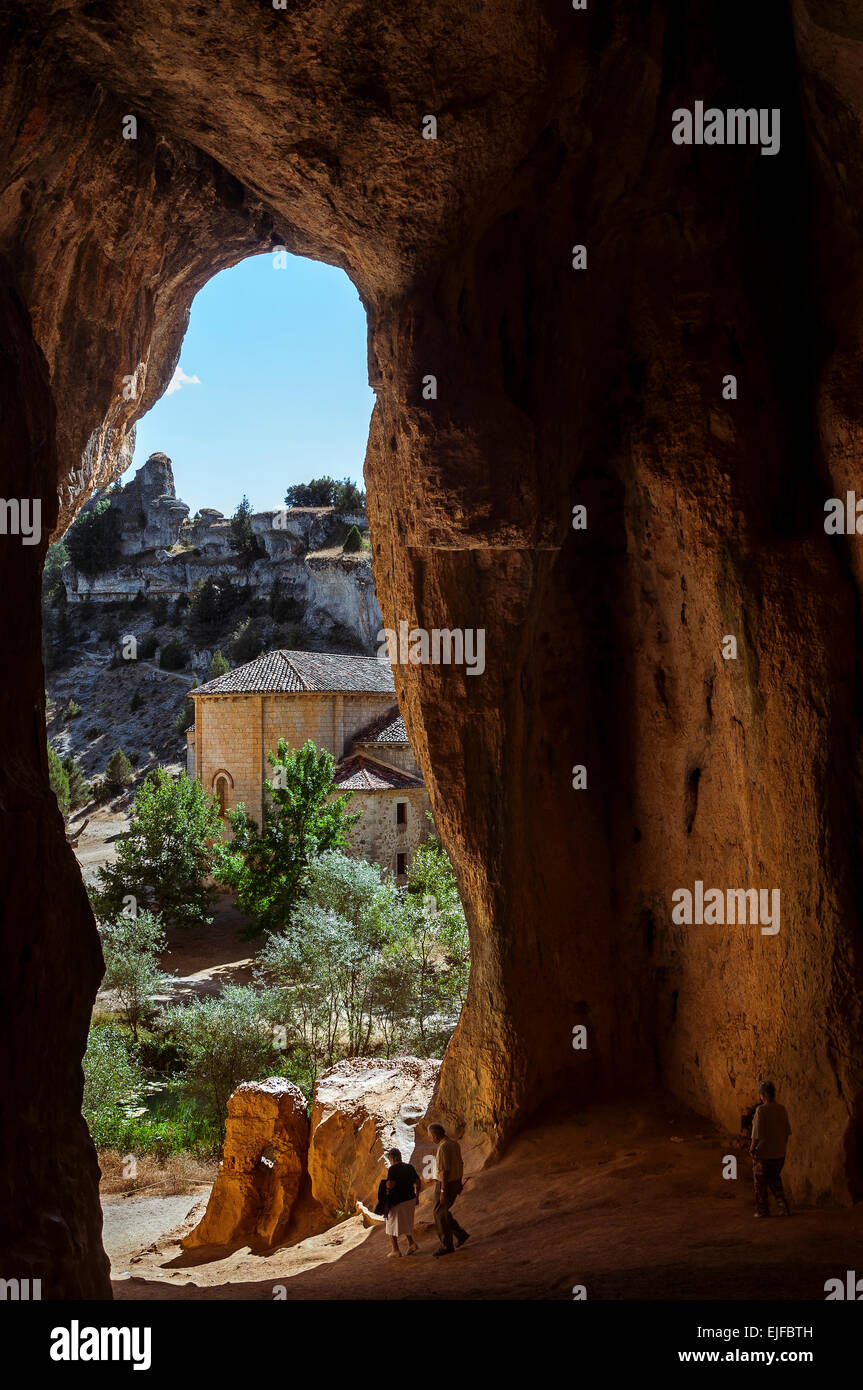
[429,1122,469,1257]
[750,1080,791,1218]
[382,1147,421,1257]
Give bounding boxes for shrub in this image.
[174,684,197,734]
[82,1023,144,1147]
[104,747,134,794]
[129,691,144,713]
[342,524,363,553]
[99,910,171,1042]
[138,631,158,660]
[284,477,365,511]
[85,725,104,740]
[63,697,82,720]
[149,594,169,625]
[159,638,188,671]
[63,755,90,810]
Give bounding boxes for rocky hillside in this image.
[44,452,382,797]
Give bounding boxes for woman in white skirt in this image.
[383,1147,421,1257]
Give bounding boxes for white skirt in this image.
[385,1198,416,1237]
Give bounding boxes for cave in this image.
[3,0,863,1302]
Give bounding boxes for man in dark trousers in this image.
[429,1123,470,1257]
[750,1079,791,1218]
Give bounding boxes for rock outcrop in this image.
[308,1057,440,1217]
[62,453,382,651]
[182,1079,308,1250]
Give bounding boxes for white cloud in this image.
[166,366,202,396]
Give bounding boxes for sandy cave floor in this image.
[107,1098,863,1301]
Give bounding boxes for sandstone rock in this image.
[308,1057,440,1216]
[182,1078,308,1250]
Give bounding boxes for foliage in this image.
[149,594,169,625]
[137,631,158,660]
[82,1022,144,1145]
[230,617,261,665]
[213,739,360,936]
[159,986,283,1141]
[284,476,365,511]
[42,538,69,605]
[342,524,363,553]
[48,742,70,818]
[66,497,122,576]
[104,747,134,794]
[174,680,197,734]
[159,638,188,671]
[91,769,222,929]
[63,697,82,720]
[63,754,90,810]
[208,649,230,681]
[99,910,171,1041]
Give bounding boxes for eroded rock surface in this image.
[182,1079,308,1250]
[308,1057,440,1216]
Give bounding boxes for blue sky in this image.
[128,253,374,517]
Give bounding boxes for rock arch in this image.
[2,0,863,1297]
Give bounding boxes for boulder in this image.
[182,1077,308,1249]
[308,1056,440,1217]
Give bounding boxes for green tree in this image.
[213,740,361,936]
[99,909,171,1042]
[208,649,230,681]
[229,495,262,565]
[231,617,261,665]
[104,747,134,794]
[66,497,122,575]
[63,754,89,810]
[159,985,283,1141]
[48,743,70,818]
[342,524,363,553]
[284,476,365,511]
[174,679,197,734]
[42,537,69,604]
[91,769,222,929]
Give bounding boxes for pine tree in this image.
[104,748,134,794]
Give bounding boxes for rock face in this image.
[308,1058,440,1216]
[4,0,863,1297]
[182,1079,308,1250]
[62,455,382,650]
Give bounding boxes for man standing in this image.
[429,1122,470,1257]
[750,1080,791,1218]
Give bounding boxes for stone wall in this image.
[346,786,432,878]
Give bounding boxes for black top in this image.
[386,1161,420,1206]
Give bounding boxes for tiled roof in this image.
[333,754,424,791]
[352,706,409,746]
[192,649,395,696]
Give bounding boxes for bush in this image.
[159,639,188,671]
[138,632,158,660]
[91,769,222,929]
[42,538,69,604]
[104,747,134,794]
[82,1022,144,1147]
[342,524,363,553]
[174,683,197,734]
[85,725,104,740]
[129,691,144,713]
[99,910,171,1042]
[63,697,81,720]
[159,986,285,1142]
[229,496,263,565]
[149,594,169,625]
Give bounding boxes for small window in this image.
[396,801,407,825]
[396,853,407,877]
[214,775,229,816]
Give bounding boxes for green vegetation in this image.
[213,739,360,937]
[230,616,261,665]
[91,769,223,928]
[63,754,89,810]
[48,743,70,818]
[207,649,230,681]
[229,496,263,565]
[65,496,122,576]
[104,747,134,794]
[159,638,188,671]
[284,476,365,511]
[99,910,171,1042]
[342,524,363,553]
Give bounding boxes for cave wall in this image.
[2,0,863,1295]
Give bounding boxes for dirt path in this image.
[111,1098,863,1301]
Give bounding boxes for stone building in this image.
[188,649,431,880]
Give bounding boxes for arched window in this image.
[212,768,234,816]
